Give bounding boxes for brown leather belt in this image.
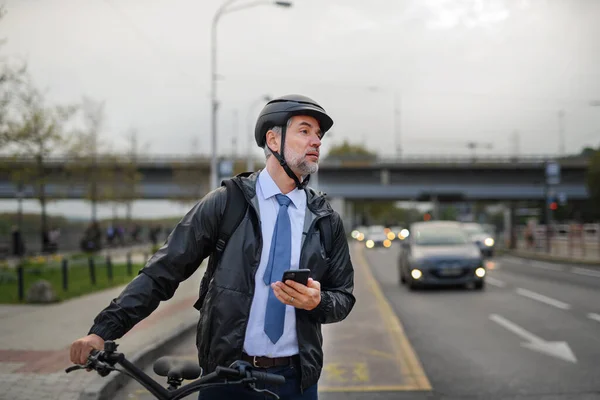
[241,352,297,369]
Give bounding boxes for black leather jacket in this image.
[89,171,356,390]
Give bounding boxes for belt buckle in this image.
[252,356,261,368]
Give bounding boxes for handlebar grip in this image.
[250,370,286,385]
[216,366,285,385]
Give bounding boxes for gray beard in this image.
[285,147,319,176]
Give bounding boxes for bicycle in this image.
[65,340,286,399]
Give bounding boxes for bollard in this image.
[17,265,24,302]
[568,226,573,258]
[88,256,96,285]
[581,225,586,258]
[106,255,113,282]
[62,258,68,291]
[127,252,132,276]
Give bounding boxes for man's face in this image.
[282,115,322,176]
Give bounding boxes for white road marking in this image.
[516,288,571,310]
[528,261,563,272]
[486,277,506,288]
[571,267,600,278]
[489,314,577,363]
[588,313,600,323]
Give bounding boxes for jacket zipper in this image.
[239,205,262,361]
[296,212,331,393]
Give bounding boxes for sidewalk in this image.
[319,243,431,392]
[511,238,600,266]
[507,243,600,267]
[0,256,205,400]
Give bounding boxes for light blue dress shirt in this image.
[243,169,307,357]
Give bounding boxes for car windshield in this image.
[414,226,470,246]
[462,224,485,235]
[369,226,385,234]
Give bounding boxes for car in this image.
[388,226,408,241]
[461,222,495,257]
[398,221,486,290]
[351,226,368,242]
[365,225,392,249]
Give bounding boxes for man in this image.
[69,94,356,399]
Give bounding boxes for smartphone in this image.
[281,269,311,286]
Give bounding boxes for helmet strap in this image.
[267,124,309,190]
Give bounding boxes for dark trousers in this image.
[198,363,318,400]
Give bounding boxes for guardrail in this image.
[516,223,600,260]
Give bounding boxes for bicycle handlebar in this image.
[65,341,286,400]
[216,365,286,385]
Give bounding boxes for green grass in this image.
[0,259,144,304]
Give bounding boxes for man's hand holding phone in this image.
[271,269,321,311]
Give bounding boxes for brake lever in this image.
[65,365,85,373]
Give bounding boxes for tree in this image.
[172,161,205,206]
[0,5,27,151]
[580,146,597,158]
[120,129,144,223]
[3,78,76,251]
[67,96,114,222]
[105,128,144,224]
[324,140,377,161]
[585,149,600,214]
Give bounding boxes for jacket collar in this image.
[257,168,304,209]
[236,169,332,217]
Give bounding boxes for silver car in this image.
[461,223,495,258]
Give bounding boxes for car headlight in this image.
[366,240,374,248]
[383,239,392,248]
[411,269,422,280]
[484,238,494,247]
[387,232,396,240]
[475,267,486,277]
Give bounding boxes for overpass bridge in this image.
[0,154,589,202]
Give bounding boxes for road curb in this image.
[506,250,600,267]
[78,318,198,400]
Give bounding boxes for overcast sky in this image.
[1,0,600,218]
[2,0,600,161]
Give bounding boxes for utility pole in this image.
[512,130,520,159]
[393,92,402,159]
[232,109,238,158]
[557,110,565,156]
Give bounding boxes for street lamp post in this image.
[246,94,272,172]
[209,0,292,190]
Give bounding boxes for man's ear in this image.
[265,130,280,153]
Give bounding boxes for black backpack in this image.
[193,177,333,311]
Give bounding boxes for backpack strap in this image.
[317,215,334,260]
[193,178,248,311]
[215,179,247,255]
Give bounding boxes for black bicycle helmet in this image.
[254,94,334,189]
[254,94,334,147]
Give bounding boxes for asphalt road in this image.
[114,243,600,400]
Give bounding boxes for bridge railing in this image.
[0,153,589,166]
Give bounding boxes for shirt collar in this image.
[258,168,304,209]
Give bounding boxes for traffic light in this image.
[423,213,431,221]
[549,201,558,211]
